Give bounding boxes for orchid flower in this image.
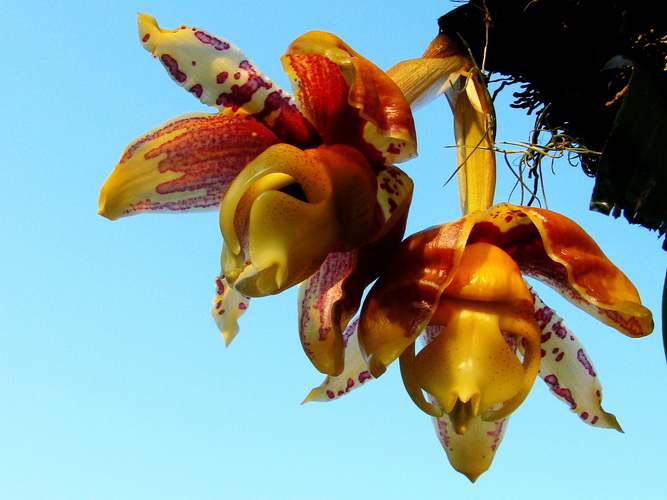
[305,32,654,480]
[98,15,416,376]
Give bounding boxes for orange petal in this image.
[358,212,482,376]
[475,203,653,338]
[98,111,279,220]
[284,31,417,165]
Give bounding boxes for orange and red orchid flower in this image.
[98,15,416,376]
[306,202,653,480]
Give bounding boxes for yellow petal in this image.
[432,406,510,482]
[386,32,470,109]
[411,243,541,426]
[413,306,526,432]
[448,70,496,215]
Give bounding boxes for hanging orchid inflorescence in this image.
[100,15,653,481]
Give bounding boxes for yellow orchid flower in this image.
[306,203,653,480]
[356,202,652,480]
[99,15,416,376]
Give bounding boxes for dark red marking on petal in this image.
[387,143,401,155]
[555,351,564,362]
[216,62,272,110]
[142,33,150,43]
[544,374,576,409]
[194,30,231,50]
[591,415,599,424]
[216,71,229,84]
[577,348,596,376]
[358,370,372,383]
[189,84,203,98]
[580,411,589,420]
[160,54,187,83]
[534,306,554,329]
[238,302,247,310]
[326,390,335,399]
[553,321,567,339]
[485,420,505,451]
[215,277,226,295]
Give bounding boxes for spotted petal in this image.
[284,31,417,165]
[532,291,622,430]
[302,319,373,402]
[137,13,317,146]
[212,275,250,346]
[99,111,279,220]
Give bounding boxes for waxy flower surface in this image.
[354,202,653,479]
[98,15,416,376]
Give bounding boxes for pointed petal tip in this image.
[367,354,387,378]
[464,471,482,483]
[301,389,319,405]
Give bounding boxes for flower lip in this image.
[220,143,379,297]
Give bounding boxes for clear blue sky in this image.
[2,1,665,498]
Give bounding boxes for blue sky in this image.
[2,1,665,498]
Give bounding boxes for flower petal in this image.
[212,275,250,346]
[302,319,373,402]
[298,251,356,375]
[386,33,470,109]
[448,70,496,215]
[532,291,622,430]
[296,165,413,375]
[466,204,653,337]
[284,31,417,165]
[98,111,279,220]
[137,13,317,146]
[432,407,510,482]
[359,212,482,377]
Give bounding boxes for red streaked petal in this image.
[99,111,279,220]
[137,13,317,147]
[298,251,356,375]
[282,53,359,145]
[284,31,417,165]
